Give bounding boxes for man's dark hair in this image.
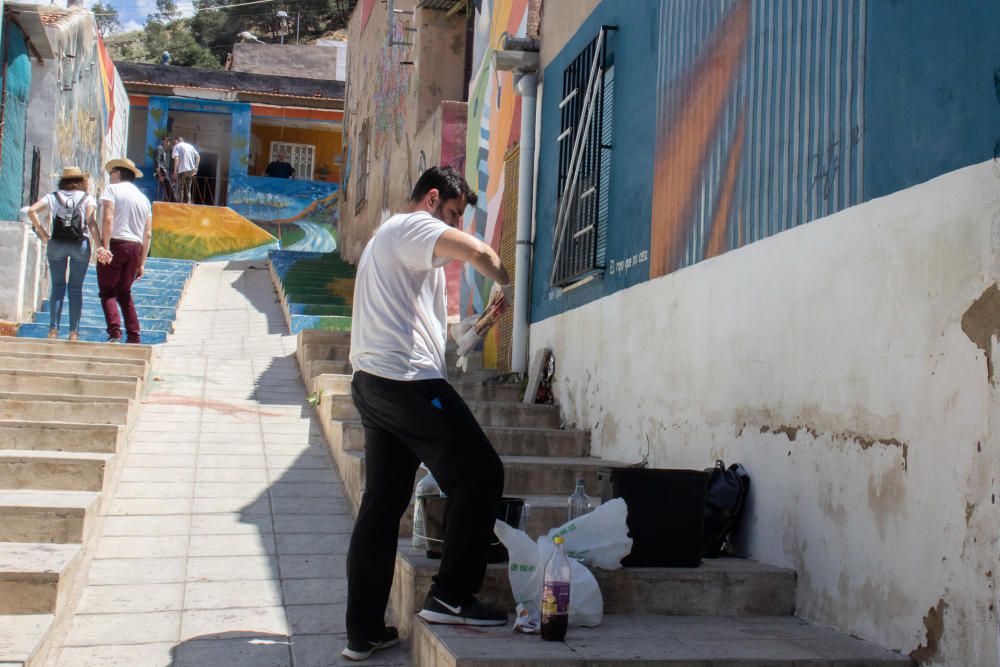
[114,168,136,182]
[409,166,478,207]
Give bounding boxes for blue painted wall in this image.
[530,0,1000,325]
[863,0,1000,199]
[0,22,29,221]
[531,1,658,323]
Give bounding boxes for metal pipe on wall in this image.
[511,72,537,374]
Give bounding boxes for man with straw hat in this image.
[96,158,152,344]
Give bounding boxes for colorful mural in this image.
[0,23,30,221]
[51,19,128,196]
[462,0,529,317]
[150,202,278,262]
[229,177,339,254]
[373,17,412,159]
[268,250,355,334]
[650,0,866,278]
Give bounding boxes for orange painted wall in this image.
[250,124,342,183]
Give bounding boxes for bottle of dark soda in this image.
[540,535,570,641]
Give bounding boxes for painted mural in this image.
[269,249,355,334]
[0,24,30,221]
[150,202,278,262]
[373,16,412,160]
[228,176,340,254]
[650,0,866,278]
[51,14,128,197]
[462,0,528,316]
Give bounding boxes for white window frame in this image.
[270,141,315,180]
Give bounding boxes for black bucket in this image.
[423,496,524,563]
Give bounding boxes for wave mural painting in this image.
[228,176,340,255]
[150,202,278,261]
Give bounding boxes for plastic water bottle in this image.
[411,467,440,550]
[541,536,571,641]
[567,477,593,521]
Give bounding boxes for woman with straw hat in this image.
[26,166,100,341]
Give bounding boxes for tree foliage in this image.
[91,2,123,36]
[116,0,358,70]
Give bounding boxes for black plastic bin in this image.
[423,496,524,564]
[598,467,708,567]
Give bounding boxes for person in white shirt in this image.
[342,166,513,661]
[171,137,200,204]
[26,166,100,341]
[96,158,152,343]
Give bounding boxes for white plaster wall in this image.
[0,218,44,323]
[529,160,1000,665]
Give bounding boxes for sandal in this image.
[47,329,58,339]
[68,331,79,342]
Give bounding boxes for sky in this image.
[78,0,196,34]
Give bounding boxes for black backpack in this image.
[702,460,750,557]
[51,192,86,242]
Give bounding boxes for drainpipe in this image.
[511,71,536,374]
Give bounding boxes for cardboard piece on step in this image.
[523,347,551,404]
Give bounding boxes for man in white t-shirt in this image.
[96,158,152,343]
[342,167,512,661]
[171,137,200,204]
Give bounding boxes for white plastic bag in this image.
[494,521,605,633]
[411,466,442,550]
[546,497,633,571]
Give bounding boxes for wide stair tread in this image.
[0,542,82,616]
[0,490,100,543]
[0,337,152,362]
[412,614,912,666]
[0,449,113,492]
[0,613,54,666]
[0,421,122,453]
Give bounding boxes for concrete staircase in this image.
[17,257,195,344]
[0,337,152,667]
[299,329,912,666]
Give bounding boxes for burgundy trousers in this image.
[97,239,143,343]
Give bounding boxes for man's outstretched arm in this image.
[433,228,510,286]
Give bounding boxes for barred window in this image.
[551,26,616,288]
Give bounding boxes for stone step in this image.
[0,421,123,454]
[40,301,180,320]
[329,396,562,430]
[16,323,168,345]
[391,541,798,639]
[410,614,912,667]
[0,370,140,402]
[0,490,100,543]
[500,456,618,496]
[338,419,586,458]
[0,336,152,362]
[0,542,82,614]
[35,313,175,333]
[309,372,522,403]
[0,352,147,379]
[299,330,351,346]
[303,358,351,381]
[0,450,113,492]
[300,341,483,372]
[399,494,584,544]
[0,613,55,667]
[0,397,130,426]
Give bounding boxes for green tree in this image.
[91,1,123,36]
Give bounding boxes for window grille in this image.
[355,119,371,213]
[270,141,315,180]
[551,26,616,287]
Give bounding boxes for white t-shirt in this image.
[172,142,199,173]
[349,212,452,381]
[45,190,96,238]
[99,182,151,243]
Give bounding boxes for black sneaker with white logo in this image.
[340,626,399,661]
[417,592,508,626]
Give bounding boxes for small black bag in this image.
[702,460,750,557]
[51,192,86,242]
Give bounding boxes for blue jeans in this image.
[47,237,91,333]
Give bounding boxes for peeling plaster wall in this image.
[529,160,1000,665]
